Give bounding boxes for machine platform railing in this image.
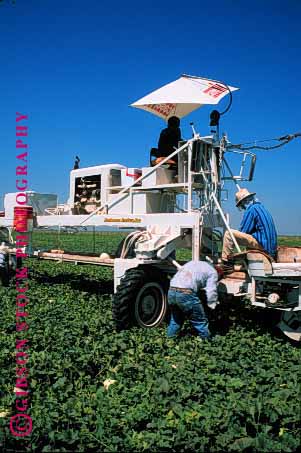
[78,135,242,256]
[80,138,194,224]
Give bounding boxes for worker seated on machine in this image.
[150,116,182,169]
[222,188,278,266]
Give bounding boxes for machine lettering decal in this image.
[148,103,176,118]
[203,82,227,98]
[104,218,142,223]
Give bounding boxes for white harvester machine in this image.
[1,75,301,340]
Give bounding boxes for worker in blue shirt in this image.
[222,188,278,262]
[167,260,219,340]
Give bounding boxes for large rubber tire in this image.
[113,266,168,331]
[115,237,136,259]
[278,311,301,342]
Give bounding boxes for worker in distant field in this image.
[157,115,182,165]
[167,260,219,340]
[222,188,278,262]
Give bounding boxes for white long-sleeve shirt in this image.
[170,261,218,309]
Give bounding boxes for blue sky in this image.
[1,0,300,234]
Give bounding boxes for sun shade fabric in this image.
[131,75,239,120]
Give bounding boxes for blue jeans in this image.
[167,289,211,339]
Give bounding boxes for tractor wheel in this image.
[278,311,301,342]
[113,266,168,331]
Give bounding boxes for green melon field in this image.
[0,234,300,452]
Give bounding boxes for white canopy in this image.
[131,74,239,120]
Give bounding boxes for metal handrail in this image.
[80,138,195,224]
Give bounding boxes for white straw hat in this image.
[235,188,256,207]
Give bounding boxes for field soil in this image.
[0,234,300,451]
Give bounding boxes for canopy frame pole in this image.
[187,142,192,212]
